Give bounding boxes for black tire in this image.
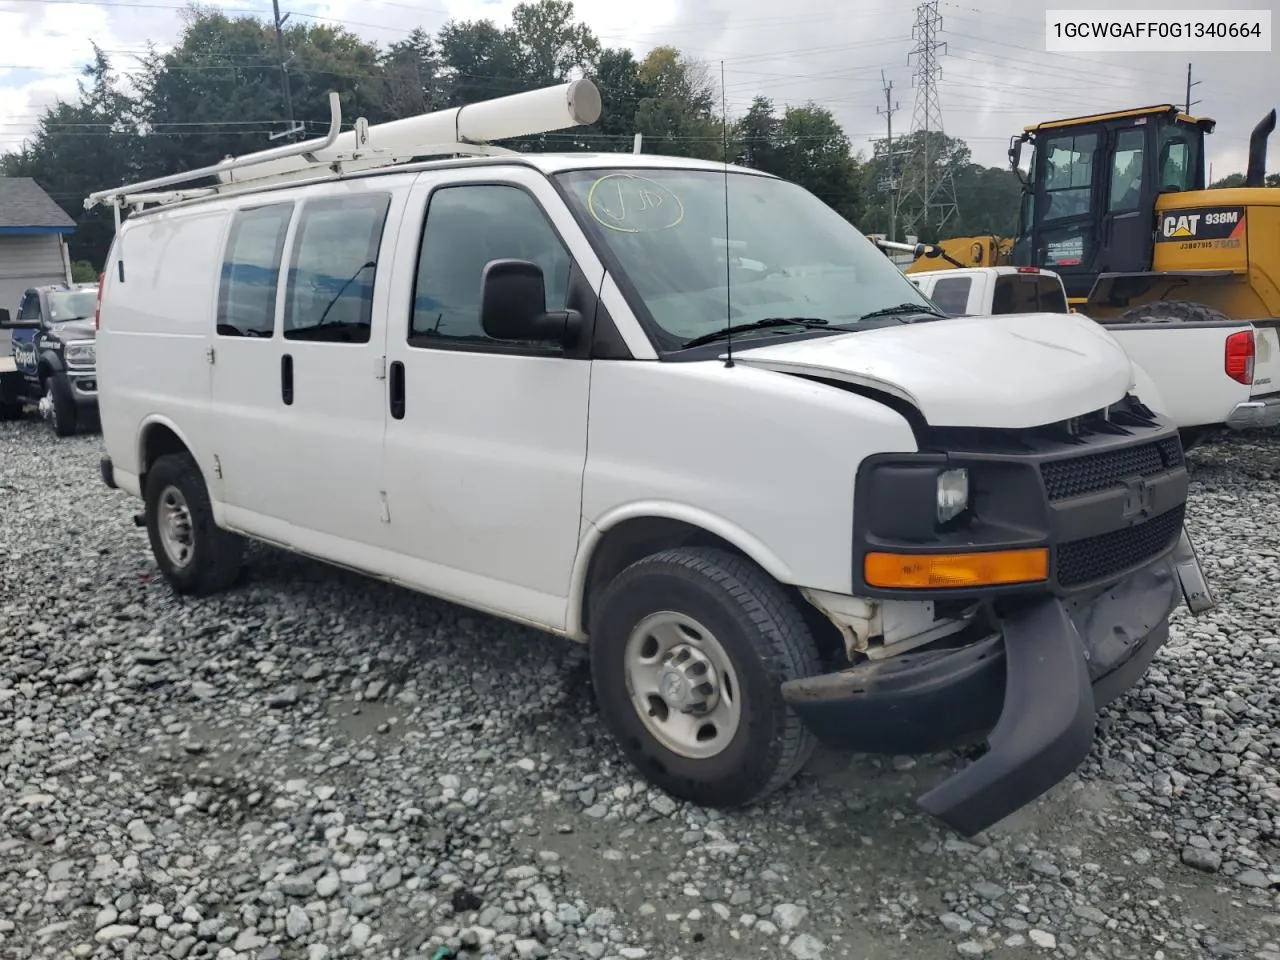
[1114,299,1232,325]
[144,452,244,595]
[1178,427,1209,452]
[588,546,821,808]
[43,373,77,437]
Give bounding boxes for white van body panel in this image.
[96,203,229,490]
[578,359,918,610]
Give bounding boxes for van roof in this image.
[120,150,781,220]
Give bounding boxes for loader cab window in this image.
[1041,132,1097,221]
[1157,123,1202,192]
[1108,129,1146,212]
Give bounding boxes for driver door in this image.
[10,289,42,385]
[379,166,597,631]
[1032,130,1101,300]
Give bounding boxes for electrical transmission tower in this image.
[897,0,958,237]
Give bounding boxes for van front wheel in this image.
[589,547,821,809]
[144,453,244,595]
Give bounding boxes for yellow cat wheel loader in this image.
[901,103,1280,328]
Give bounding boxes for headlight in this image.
[64,341,95,365]
[936,468,969,524]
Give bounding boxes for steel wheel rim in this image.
[157,485,195,569]
[623,611,743,760]
[40,384,56,429]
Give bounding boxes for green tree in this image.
[506,0,600,87]
[770,103,862,221]
[1,46,140,267]
[436,17,521,108]
[733,96,780,170]
[1211,171,1280,188]
[633,46,722,160]
[587,47,650,150]
[372,28,445,120]
[133,11,382,177]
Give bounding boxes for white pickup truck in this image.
[907,265,1280,448]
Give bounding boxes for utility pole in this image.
[1184,62,1202,114]
[877,70,901,241]
[269,0,304,142]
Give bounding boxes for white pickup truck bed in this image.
[908,267,1280,439]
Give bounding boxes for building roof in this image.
[0,177,76,232]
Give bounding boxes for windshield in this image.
[46,289,98,322]
[554,168,937,347]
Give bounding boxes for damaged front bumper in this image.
[780,528,1214,837]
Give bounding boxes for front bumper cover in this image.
[781,536,1210,837]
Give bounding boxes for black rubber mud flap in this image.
[916,598,1096,837]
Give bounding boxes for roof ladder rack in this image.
[85,79,603,218]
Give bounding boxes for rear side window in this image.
[1037,277,1069,313]
[993,275,1070,314]
[928,276,973,315]
[283,193,391,344]
[218,203,293,338]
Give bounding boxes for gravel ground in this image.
[2,419,1279,960]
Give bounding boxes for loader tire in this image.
[1114,299,1232,325]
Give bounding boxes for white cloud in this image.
[0,0,1275,181]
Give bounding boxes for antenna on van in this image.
[720,59,734,369]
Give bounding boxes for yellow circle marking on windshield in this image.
[587,174,684,233]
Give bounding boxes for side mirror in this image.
[1008,138,1023,172]
[480,259,582,345]
[0,309,35,330]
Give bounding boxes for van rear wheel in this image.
[588,547,821,808]
[144,453,244,595]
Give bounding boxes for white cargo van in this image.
[90,81,1214,837]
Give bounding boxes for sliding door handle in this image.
[389,360,405,420]
[281,353,293,405]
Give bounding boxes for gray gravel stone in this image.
[0,421,1274,960]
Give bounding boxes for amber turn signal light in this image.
[865,548,1050,589]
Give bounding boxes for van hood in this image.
[730,311,1133,429]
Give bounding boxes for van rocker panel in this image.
[780,552,1182,836]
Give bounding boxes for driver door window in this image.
[17,292,41,322]
[1108,129,1145,212]
[409,183,572,351]
[1041,132,1097,222]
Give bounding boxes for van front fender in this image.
[566,501,799,640]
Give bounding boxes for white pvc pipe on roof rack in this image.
[216,78,602,187]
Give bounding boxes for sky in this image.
[0,0,1277,182]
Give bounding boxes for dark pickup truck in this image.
[0,282,100,436]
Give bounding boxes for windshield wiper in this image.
[681,317,830,349]
[857,302,949,322]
